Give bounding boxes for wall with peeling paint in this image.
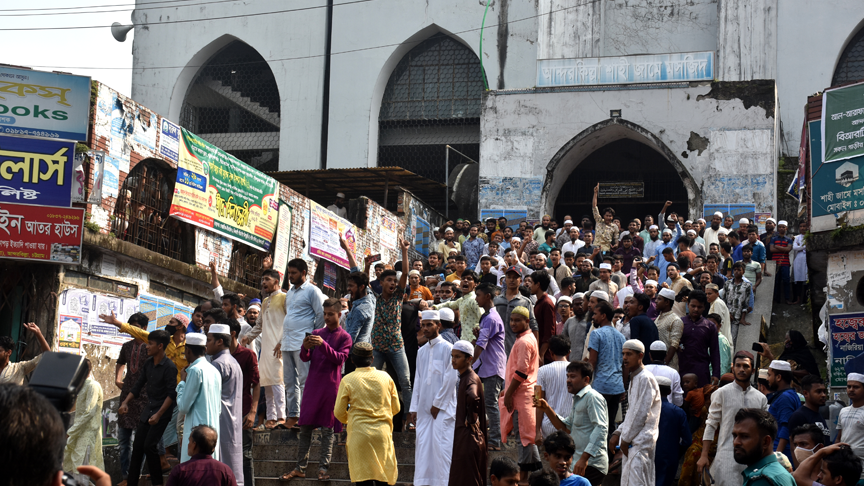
[479,81,777,220]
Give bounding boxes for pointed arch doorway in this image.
[544,119,701,225]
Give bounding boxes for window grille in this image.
[180,41,280,172]
[833,28,864,86]
[111,159,185,261]
[378,33,484,189]
[227,243,264,289]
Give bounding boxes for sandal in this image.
[280,470,305,481]
[318,469,330,481]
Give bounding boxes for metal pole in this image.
[445,145,449,219]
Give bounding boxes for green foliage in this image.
[84,221,102,233]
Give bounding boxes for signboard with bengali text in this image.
[0,134,75,207]
[0,202,83,263]
[821,81,864,163]
[830,312,864,387]
[0,66,91,141]
[810,119,864,217]
[598,182,644,199]
[537,51,714,88]
[309,201,357,269]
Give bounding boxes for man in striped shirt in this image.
[769,221,794,304]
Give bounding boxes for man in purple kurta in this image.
[676,290,720,387]
[280,298,352,481]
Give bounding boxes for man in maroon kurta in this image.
[227,320,260,486]
[281,298,352,481]
[166,424,237,486]
[448,340,487,486]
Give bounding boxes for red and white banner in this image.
[0,202,85,264]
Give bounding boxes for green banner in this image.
[822,81,864,163]
[169,129,280,251]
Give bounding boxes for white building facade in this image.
[130,0,864,220]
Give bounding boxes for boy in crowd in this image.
[542,431,591,486]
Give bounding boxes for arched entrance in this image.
[544,119,700,223]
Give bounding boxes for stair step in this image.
[254,429,416,448]
[255,460,414,482]
[255,479,413,486]
[253,444,416,463]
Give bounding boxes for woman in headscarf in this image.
[758,330,820,378]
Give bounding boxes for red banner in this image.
[0,203,85,264]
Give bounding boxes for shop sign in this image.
[810,119,864,217]
[821,81,864,163]
[538,51,714,88]
[0,202,84,264]
[0,134,75,207]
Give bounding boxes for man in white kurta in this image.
[611,339,661,486]
[63,372,105,472]
[698,350,767,486]
[410,311,459,486]
[176,334,222,463]
[208,324,245,486]
[242,273,286,426]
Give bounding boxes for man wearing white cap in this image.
[176,332,222,463]
[610,339,661,486]
[207,323,245,485]
[410,310,458,486]
[555,219,575,247]
[643,225,662,262]
[429,227,443,257]
[769,220,794,304]
[645,340,684,406]
[326,193,347,218]
[759,217,778,259]
[687,229,707,258]
[837,373,864,481]
[438,227,462,256]
[766,360,800,462]
[588,263,619,307]
[703,211,724,249]
[653,288,683,370]
[561,226,585,256]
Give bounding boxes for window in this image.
[227,243,265,289]
[378,34,483,196]
[834,28,864,86]
[111,159,185,261]
[65,271,139,298]
[180,41,280,171]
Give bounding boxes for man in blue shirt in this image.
[341,237,376,349]
[587,300,625,438]
[280,258,324,428]
[654,376,691,486]
[766,360,800,463]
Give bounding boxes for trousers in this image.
[265,384,286,421]
[295,426,335,473]
[243,428,255,486]
[481,375,504,447]
[128,411,173,486]
[373,348,413,414]
[282,350,310,418]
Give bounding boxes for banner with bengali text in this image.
[309,201,356,269]
[0,202,83,263]
[830,312,864,387]
[169,129,280,251]
[821,81,864,163]
[0,66,91,141]
[809,119,864,217]
[0,134,75,207]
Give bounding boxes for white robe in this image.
[245,291,286,387]
[409,335,459,486]
[704,381,768,486]
[212,349,245,486]
[617,367,661,486]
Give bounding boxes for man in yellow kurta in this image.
[334,342,400,485]
[63,359,105,472]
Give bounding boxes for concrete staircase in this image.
[252,428,518,486]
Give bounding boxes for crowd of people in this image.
[0,191,859,486]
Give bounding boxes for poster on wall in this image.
[272,202,293,282]
[701,203,756,228]
[57,289,136,350]
[194,227,232,276]
[158,118,180,163]
[414,216,431,256]
[0,65,91,141]
[0,203,84,264]
[308,201,356,269]
[480,208,529,232]
[0,134,75,207]
[821,81,864,163]
[810,119,864,218]
[139,293,193,332]
[169,129,280,251]
[830,312,864,387]
[379,214,397,250]
[57,316,82,355]
[754,212,772,235]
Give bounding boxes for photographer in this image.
[0,322,51,385]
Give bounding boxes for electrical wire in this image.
[0,0,236,13]
[0,0,245,17]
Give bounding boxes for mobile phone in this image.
[305,332,312,338]
[368,253,382,263]
[751,342,762,352]
[534,385,543,401]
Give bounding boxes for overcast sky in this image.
[4,1,135,96]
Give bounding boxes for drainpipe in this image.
[320,0,333,169]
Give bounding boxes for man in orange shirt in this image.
[406,270,434,301]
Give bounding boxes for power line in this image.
[0,0,243,17]
[0,0,221,13]
[16,2,592,71]
[0,0,375,29]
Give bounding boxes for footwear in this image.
[160,454,172,472]
[318,469,330,481]
[117,481,128,486]
[280,470,305,481]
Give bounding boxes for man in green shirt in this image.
[733,408,796,486]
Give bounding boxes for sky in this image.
[4,0,135,96]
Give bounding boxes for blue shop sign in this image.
[0,134,75,207]
[537,51,714,88]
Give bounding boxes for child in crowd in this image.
[542,431,591,486]
[490,456,520,486]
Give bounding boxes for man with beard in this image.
[326,192,347,218]
[561,227,585,257]
[760,217,778,264]
[652,288,683,369]
[562,293,590,362]
[703,212,724,249]
[666,263,692,317]
[678,291,720,387]
[731,409,796,485]
[765,360,800,462]
[643,225,662,261]
[697,351,767,486]
[494,266,539,355]
[556,219,575,248]
[207,324,245,485]
[438,227,462,256]
[534,215,553,243]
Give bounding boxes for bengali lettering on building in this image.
[830,313,864,387]
[0,202,84,264]
[537,51,714,88]
[809,119,864,218]
[0,134,75,207]
[822,81,864,163]
[169,128,280,251]
[0,66,91,141]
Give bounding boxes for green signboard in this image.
[810,119,864,217]
[821,81,864,163]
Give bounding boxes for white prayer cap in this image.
[535,253,547,261]
[557,296,572,305]
[697,218,706,223]
[453,340,474,355]
[667,215,676,222]
[656,376,672,387]
[718,228,729,235]
[434,227,440,232]
[421,310,440,321]
[248,303,261,312]
[573,292,585,300]
[650,340,667,352]
[649,225,659,231]
[408,269,421,276]
[714,211,724,218]
[599,263,612,270]
[186,333,206,346]
[687,229,697,235]
[452,280,461,287]
[778,220,788,226]
[444,227,454,233]
[662,228,673,235]
[644,279,658,288]
[758,369,769,380]
[623,339,645,353]
[564,220,573,225]
[658,288,677,301]
[438,308,455,322]
[511,237,522,242]
[739,218,749,225]
[769,360,792,372]
[767,218,776,224]
[848,373,864,384]
[336,192,346,199]
[208,324,231,335]
[591,290,609,302]
[685,220,693,224]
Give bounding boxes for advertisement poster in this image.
[72,153,86,203]
[830,312,864,387]
[821,81,864,163]
[169,129,280,251]
[87,152,105,204]
[810,119,864,217]
[0,203,84,263]
[272,202,292,282]
[158,118,180,163]
[309,201,356,269]
[413,216,431,256]
[57,289,136,350]
[380,214,397,250]
[0,66,91,141]
[194,227,232,276]
[0,135,75,207]
[57,315,82,355]
[139,293,193,332]
[754,212,772,235]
